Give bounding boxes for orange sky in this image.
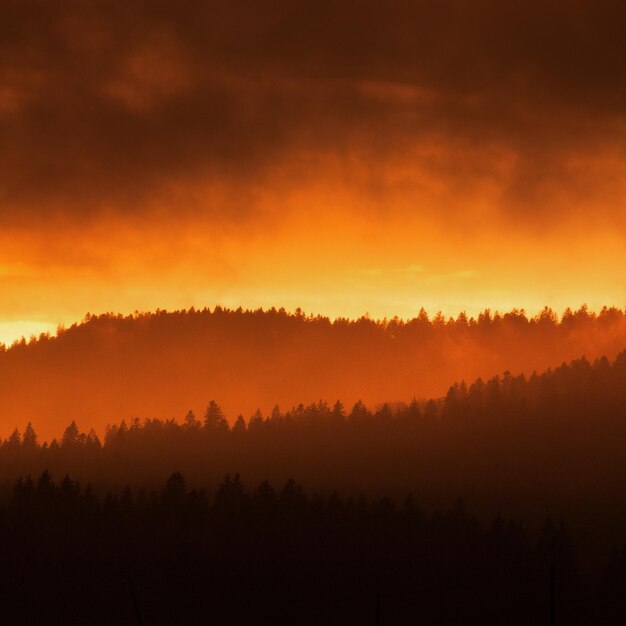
[1,1,625,345]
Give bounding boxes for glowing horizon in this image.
[1,1,625,348]
[2,301,624,349]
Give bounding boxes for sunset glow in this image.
[1,2,625,348]
[1,195,625,346]
[3,3,626,623]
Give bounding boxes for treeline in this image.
[3,470,625,624]
[1,305,626,439]
[1,352,626,538]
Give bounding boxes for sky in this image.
[1,0,625,345]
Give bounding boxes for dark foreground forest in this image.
[4,471,626,625]
[3,351,626,523]
[2,351,626,623]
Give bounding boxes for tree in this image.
[61,421,81,447]
[22,423,38,449]
[204,401,229,432]
[213,473,248,515]
[5,428,21,449]
[161,472,186,511]
[86,429,102,450]
[407,397,420,420]
[374,403,393,422]
[270,404,282,422]
[248,409,264,431]
[349,400,369,422]
[183,410,201,431]
[331,400,346,421]
[232,414,246,433]
[36,470,54,498]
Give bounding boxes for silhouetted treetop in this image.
[2,305,626,440]
[0,349,623,519]
[1,469,618,624]
[204,400,229,432]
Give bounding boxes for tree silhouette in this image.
[183,410,201,431]
[0,469,614,624]
[204,401,229,432]
[232,414,247,433]
[22,422,38,449]
[61,421,81,447]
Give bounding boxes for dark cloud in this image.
[0,0,625,225]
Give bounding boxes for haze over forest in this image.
[2,305,625,440]
[2,1,626,622]
[1,1,626,343]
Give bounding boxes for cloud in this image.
[398,264,425,275]
[0,0,626,333]
[0,0,624,232]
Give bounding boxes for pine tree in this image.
[22,422,38,449]
[203,401,229,432]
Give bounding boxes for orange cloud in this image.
[0,1,624,343]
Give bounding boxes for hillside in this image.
[1,306,626,439]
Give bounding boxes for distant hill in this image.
[1,305,625,439]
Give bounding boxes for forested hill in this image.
[1,305,625,439]
[2,350,626,510]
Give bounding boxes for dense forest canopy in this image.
[1,350,625,553]
[1,305,625,439]
[0,326,626,626]
[4,346,626,626]
[6,470,624,625]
